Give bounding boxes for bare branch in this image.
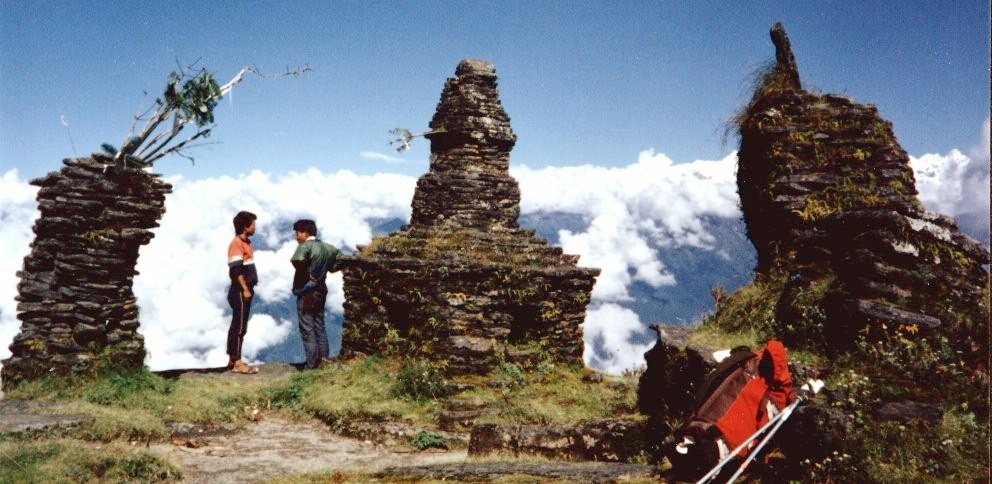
[144,128,213,164]
[218,64,312,96]
[111,63,310,170]
[388,127,443,152]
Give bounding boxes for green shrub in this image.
[409,431,448,450]
[493,360,526,387]
[389,359,449,401]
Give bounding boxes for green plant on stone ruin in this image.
[491,354,527,389]
[725,60,801,143]
[775,273,834,350]
[848,325,986,416]
[815,364,989,482]
[380,325,404,354]
[706,271,788,338]
[873,119,891,137]
[789,130,811,144]
[389,358,450,402]
[538,304,563,322]
[792,197,836,222]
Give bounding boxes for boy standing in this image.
[291,219,342,369]
[227,211,259,374]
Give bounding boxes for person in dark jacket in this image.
[290,219,342,369]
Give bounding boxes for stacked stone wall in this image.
[738,91,919,272]
[343,59,600,374]
[2,155,170,387]
[343,258,596,374]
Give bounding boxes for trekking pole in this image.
[695,379,824,484]
[724,379,825,484]
[693,399,797,484]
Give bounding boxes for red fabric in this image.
[763,339,793,408]
[713,339,793,455]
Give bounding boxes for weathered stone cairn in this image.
[637,22,988,464]
[2,155,171,387]
[342,59,600,374]
[736,23,988,356]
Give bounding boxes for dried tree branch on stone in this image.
[388,128,441,152]
[109,63,311,170]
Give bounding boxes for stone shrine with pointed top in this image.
[341,59,601,374]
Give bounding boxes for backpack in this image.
[667,339,794,481]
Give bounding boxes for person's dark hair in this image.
[293,219,318,237]
[233,211,257,235]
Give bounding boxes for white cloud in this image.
[0,155,742,375]
[911,150,982,216]
[0,170,39,369]
[969,117,991,166]
[3,134,981,376]
[582,303,654,374]
[513,150,742,373]
[513,150,740,304]
[910,119,991,241]
[132,168,414,370]
[360,151,406,164]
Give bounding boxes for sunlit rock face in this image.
[342,60,600,375]
[3,155,171,387]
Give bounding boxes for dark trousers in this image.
[297,286,328,369]
[227,285,252,360]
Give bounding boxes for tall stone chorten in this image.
[341,59,600,374]
[3,155,171,388]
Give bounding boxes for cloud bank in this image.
[512,150,741,371]
[0,125,987,374]
[0,170,40,369]
[909,118,991,245]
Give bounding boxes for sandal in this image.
[230,363,259,374]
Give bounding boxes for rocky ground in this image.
[0,365,660,482]
[150,415,467,483]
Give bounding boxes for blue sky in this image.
[1,1,989,181]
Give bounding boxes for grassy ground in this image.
[0,355,643,481]
[0,436,182,482]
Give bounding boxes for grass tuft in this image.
[0,437,182,482]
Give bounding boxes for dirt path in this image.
[148,415,467,483]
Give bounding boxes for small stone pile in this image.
[342,59,600,375]
[735,23,989,355]
[2,154,171,387]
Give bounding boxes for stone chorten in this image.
[341,59,600,374]
[3,155,171,387]
[736,23,988,358]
